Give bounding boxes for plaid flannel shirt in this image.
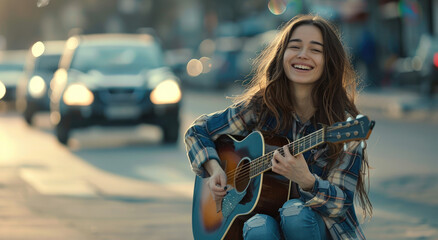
[184,101,367,239]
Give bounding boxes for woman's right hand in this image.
[205,160,228,201]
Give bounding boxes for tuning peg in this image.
[356,114,364,118]
[360,140,367,150]
[347,117,353,121]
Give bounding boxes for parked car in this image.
[0,62,24,102]
[0,50,26,104]
[50,33,182,144]
[16,40,65,124]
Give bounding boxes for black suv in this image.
[50,34,182,144]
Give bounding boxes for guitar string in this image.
[225,129,324,182]
[224,120,363,187]
[247,129,322,177]
[225,129,323,179]
[232,122,360,186]
[231,130,324,187]
[235,135,322,186]
[224,130,320,179]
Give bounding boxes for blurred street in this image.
[0,87,437,240]
[0,0,437,239]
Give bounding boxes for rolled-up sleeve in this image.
[300,142,363,218]
[184,102,256,177]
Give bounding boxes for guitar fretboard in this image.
[249,128,325,178]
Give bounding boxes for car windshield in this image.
[70,43,165,74]
[34,54,61,73]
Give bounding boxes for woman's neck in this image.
[292,85,315,122]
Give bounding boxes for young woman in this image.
[185,14,372,239]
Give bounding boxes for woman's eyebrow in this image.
[289,39,324,47]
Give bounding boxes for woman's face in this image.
[283,24,324,88]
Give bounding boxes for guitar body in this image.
[192,131,297,240]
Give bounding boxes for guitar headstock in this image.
[325,115,375,143]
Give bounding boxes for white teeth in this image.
[293,64,312,70]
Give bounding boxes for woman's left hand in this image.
[272,145,315,190]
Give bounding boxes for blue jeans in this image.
[243,199,328,240]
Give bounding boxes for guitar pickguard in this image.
[221,189,246,219]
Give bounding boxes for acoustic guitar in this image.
[192,115,375,240]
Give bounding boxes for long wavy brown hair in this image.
[234,14,372,218]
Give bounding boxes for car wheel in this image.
[162,121,180,144]
[56,117,71,145]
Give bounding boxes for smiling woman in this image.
[185,14,372,240]
[283,25,324,88]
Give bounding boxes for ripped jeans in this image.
[243,199,328,240]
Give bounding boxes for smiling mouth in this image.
[292,64,313,70]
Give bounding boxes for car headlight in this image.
[28,76,46,98]
[62,83,94,106]
[150,79,181,104]
[0,81,5,100]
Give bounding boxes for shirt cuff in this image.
[299,174,321,201]
[196,146,221,178]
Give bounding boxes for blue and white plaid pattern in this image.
[184,102,367,239]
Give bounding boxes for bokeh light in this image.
[0,81,6,100]
[268,0,287,15]
[66,37,79,50]
[199,39,215,57]
[150,80,182,104]
[28,76,46,98]
[31,41,45,57]
[187,59,203,77]
[199,57,212,74]
[63,84,94,106]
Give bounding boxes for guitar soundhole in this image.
[234,158,250,193]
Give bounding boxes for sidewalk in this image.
[356,87,438,122]
[0,115,193,240]
[0,168,94,240]
[0,166,193,240]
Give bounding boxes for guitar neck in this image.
[249,128,325,178]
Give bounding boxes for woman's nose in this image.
[297,49,308,59]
